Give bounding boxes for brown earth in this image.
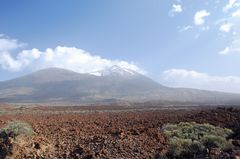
[0,105,239,159]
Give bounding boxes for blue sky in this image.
[0,0,240,93]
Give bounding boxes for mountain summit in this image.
[0,67,240,105]
[90,65,139,77]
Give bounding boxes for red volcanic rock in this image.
[0,106,239,158]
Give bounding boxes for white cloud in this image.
[169,4,183,16]
[223,0,238,11]
[0,36,145,74]
[194,10,210,26]
[0,36,26,71]
[0,53,22,71]
[219,23,233,32]
[217,4,240,55]
[172,4,182,13]
[0,36,25,52]
[232,9,240,17]
[161,69,240,93]
[178,25,193,32]
[219,38,240,54]
[219,47,230,55]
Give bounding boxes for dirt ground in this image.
[0,105,239,159]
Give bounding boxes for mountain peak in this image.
[108,65,124,70]
[90,65,139,77]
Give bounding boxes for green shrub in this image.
[168,138,192,156]
[3,121,34,136]
[202,135,231,149]
[162,122,233,158]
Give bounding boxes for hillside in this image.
[0,66,240,105]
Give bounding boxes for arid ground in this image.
[0,105,239,159]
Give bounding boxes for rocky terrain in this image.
[0,105,239,158]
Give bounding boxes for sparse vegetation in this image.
[0,121,34,158]
[0,107,239,158]
[0,108,6,115]
[162,122,233,158]
[3,121,34,136]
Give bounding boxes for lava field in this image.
[0,106,239,159]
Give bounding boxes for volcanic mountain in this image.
[0,66,240,105]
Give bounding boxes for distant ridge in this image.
[0,66,240,105]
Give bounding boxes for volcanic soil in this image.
[0,105,239,159]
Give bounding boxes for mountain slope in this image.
[0,67,166,103]
[0,67,240,105]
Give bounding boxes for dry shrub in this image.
[163,122,233,158]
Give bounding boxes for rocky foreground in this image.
[0,106,239,159]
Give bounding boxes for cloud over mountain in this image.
[0,36,144,74]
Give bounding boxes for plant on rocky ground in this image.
[2,121,34,136]
[0,108,6,115]
[162,122,233,158]
[0,121,34,158]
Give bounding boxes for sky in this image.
[0,0,240,93]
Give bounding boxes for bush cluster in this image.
[0,121,34,158]
[2,121,34,136]
[162,122,233,158]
